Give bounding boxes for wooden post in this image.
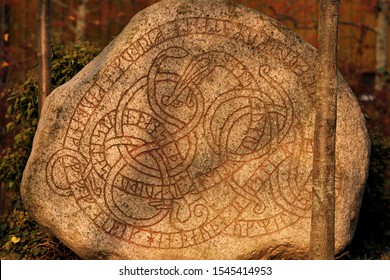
[37,0,52,118]
[375,0,388,94]
[309,0,340,260]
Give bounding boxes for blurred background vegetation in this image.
[0,0,389,259]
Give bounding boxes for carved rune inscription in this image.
[46,18,335,248]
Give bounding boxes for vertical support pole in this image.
[37,0,52,118]
[309,0,340,260]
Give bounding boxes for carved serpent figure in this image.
[103,46,296,228]
[47,46,303,235]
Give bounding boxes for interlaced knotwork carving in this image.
[45,17,343,248]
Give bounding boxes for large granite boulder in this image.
[21,0,369,259]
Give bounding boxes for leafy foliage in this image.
[0,40,100,259]
[51,41,101,87]
[0,210,77,259]
[0,78,38,193]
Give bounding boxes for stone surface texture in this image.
[21,0,369,259]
